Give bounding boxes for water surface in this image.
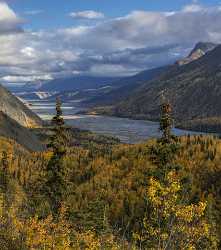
[27,99,202,144]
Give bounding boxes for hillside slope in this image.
[0,111,44,151]
[0,84,42,128]
[83,42,217,109]
[84,66,169,107]
[112,44,221,132]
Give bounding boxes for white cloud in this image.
[0,1,22,34]
[182,4,204,12]
[2,3,221,84]
[61,26,90,36]
[1,74,52,83]
[69,10,105,19]
[21,47,36,58]
[0,2,17,21]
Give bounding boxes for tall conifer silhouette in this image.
[45,97,70,215]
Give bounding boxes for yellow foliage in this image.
[22,207,71,250]
[134,171,218,250]
[73,229,125,250]
[74,231,101,250]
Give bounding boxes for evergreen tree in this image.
[159,101,173,144]
[0,151,9,199]
[45,97,70,215]
[48,97,69,155]
[150,99,180,176]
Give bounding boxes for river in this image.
[26,99,202,144]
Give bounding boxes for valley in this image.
[1,1,221,248]
[20,96,203,144]
[15,42,221,136]
[0,43,220,249]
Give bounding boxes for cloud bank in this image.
[1,3,221,84]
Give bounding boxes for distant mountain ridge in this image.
[47,66,170,105]
[39,76,121,92]
[83,66,170,107]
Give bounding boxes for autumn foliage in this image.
[0,101,219,249]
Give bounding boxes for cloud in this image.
[69,10,105,20]
[0,1,17,20]
[0,1,23,34]
[182,4,203,12]
[1,74,52,83]
[2,3,221,84]
[24,10,44,15]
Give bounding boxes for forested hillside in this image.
[2,0,221,248]
[0,100,220,249]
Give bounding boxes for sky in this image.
[1,0,221,85]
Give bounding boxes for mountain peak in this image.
[189,42,217,56]
[190,42,217,53]
[177,42,217,66]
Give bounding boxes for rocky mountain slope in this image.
[0,111,44,151]
[109,43,221,132]
[177,42,217,66]
[0,84,42,128]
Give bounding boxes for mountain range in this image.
[108,42,221,132]
[86,42,218,107]
[52,42,218,115]
[4,41,221,140]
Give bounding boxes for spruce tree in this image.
[159,101,173,144]
[45,97,70,215]
[0,151,11,193]
[48,97,69,155]
[150,99,179,174]
[0,151,10,213]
